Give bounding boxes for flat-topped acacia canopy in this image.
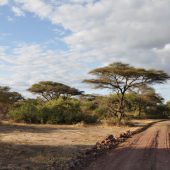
[83,62,170,121]
[28,81,83,101]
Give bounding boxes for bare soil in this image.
[85,120,170,170]
[0,120,158,169]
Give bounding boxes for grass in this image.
[0,119,158,170]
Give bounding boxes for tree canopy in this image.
[83,62,170,121]
[28,81,83,101]
[126,86,163,116]
[0,86,23,115]
[0,86,23,104]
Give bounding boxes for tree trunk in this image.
[138,103,141,117]
[138,98,142,117]
[118,93,125,123]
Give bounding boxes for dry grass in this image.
[0,119,157,170]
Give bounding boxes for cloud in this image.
[153,44,170,71]
[0,0,8,6]
[13,0,53,19]
[10,1,170,54]
[12,6,25,16]
[0,44,94,97]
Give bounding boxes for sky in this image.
[0,0,170,101]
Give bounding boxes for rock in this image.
[120,132,128,138]
[105,134,114,140]
[126,130,132,137]
[101,140,105,144]
[118,137,125,142]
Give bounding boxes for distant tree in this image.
[0,86,23,104]
[126,86,164,117]
[28,81,83,101]
[0,86,23,115]
[83,62,170,121]
[165,101,170,116]
[166,101,170,108]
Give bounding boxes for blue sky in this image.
[0,0,170,101]
[0,5,68,50]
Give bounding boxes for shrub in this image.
[40,98,83,124]
[9,98,98,124]
[9,102,40,123]
[82,114,98,124]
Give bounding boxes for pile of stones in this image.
[93,134,117,150]
[118,130,132,142]
[69,130,132,170]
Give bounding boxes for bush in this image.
[9,102,40,123]
[82,114,98,124]
[9,98,98,124]
[80,97,111,119]
[39,98,83,124]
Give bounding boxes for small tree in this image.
[0,86,23,115]
[28,81,83,101]
[83,62,170,121]
[126,87,164,117]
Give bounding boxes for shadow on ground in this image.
[0,122,78,134]
[0,141,91,170]
[0,141,170,170]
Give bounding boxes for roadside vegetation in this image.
[0,62,170,125]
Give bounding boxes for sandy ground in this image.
[86,120,170,170]
[0,120,157,169]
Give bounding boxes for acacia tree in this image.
[83,62,170,121]
[0,86,23,115]
[28,81,83,101]
[126,87,164,117]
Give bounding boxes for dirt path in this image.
[85,120,170,170]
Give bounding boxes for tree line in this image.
[0,62,170,124]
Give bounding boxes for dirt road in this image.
[85,121,170,170]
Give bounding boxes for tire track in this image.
[85,121,170,170]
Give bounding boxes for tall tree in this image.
[83,62,170,121]
[28,81,83,101]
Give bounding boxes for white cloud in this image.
[153,44,170,71]
[12,6,25,16]
[10,0,170,53]
[14,0,53,19]
[0,0,8,6]
[0,44,92,97]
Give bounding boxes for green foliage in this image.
[9,101,39,123]
[80,92,169,121]
[144,104,169,119]
[0,86,23,116]
[40,98,83,124]
[9,98,98,124]
[80,100,97,114]
[80,95,120,121]
[28,81,83,101]
[165,101,170,116]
